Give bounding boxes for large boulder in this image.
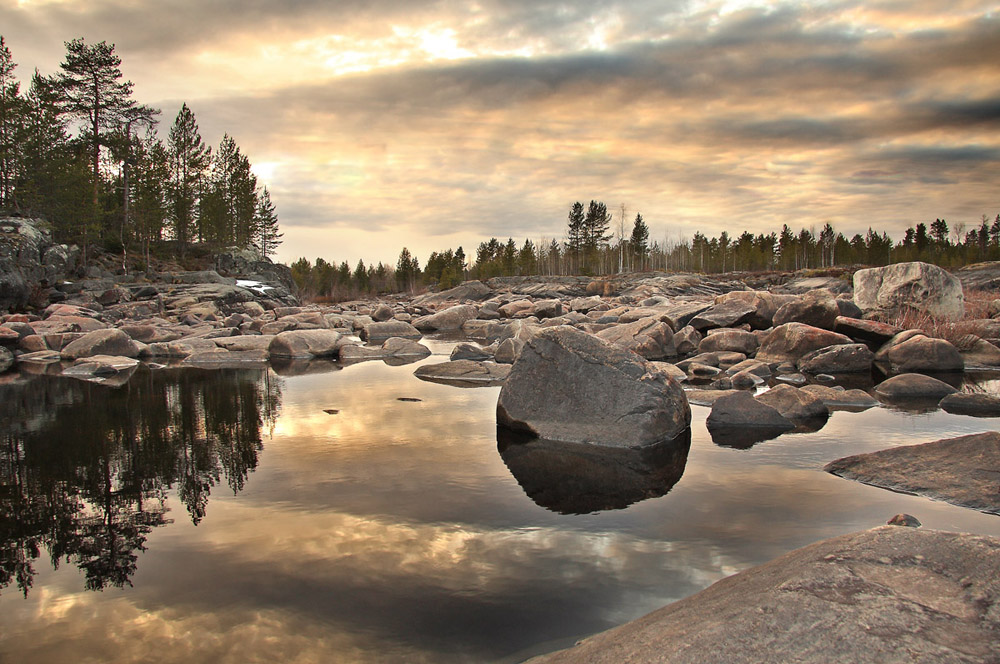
[756,323,853,364]
[412,304,479,331]
[698,329,759,355]
[360,319,422,343]
[596,317,676,360]
[798,343,874,374]
[874,334,963,374]
[873,372,958,400]
[497,326,690,448]
[771,289,840,330]
[268,329,346,358]
[0,217,67,312]
[712,290,791,329]
[706,391,795,431]
[61,328,140,360]
[853,261,964,320]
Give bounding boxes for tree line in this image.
[289,202,1000,301]
[0,36,281,269]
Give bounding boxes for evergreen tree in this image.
[629,213,649,269]
[582,200,611,271]
[0,36,19,209]
[254,187,281,258]
[396,247,417,291]
[167,103,210,253]
[566,202,585,271]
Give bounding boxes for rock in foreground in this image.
[529,526,1000,663]
[825,431,1000,515]
[497,326,690,448]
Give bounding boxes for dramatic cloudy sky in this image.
[2,0,998,266]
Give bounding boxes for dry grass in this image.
[872,288,1000,348]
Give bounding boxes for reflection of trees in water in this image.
[0,367,282,597]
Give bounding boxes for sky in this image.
[1,0,998,268]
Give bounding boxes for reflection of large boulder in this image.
[497,327,690,448]
[853,261,964,320]
[497,428,690,514]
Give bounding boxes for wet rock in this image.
[414,359,510,386]
[853,261,964,320]
[698,329,759,355]
[361,319,422,343]
[874,334,963,374]
[706,391,795,432]
[269,329,346,359]
[61,328,140,360]
[756,323,853,364]
[755,384,828,420]
[938,392,1000,417]
[497,326,690,448]
[826,431,1000,514]
[528,526,1000,664]
[596,317,677,360]
[798,343,874,374]
[772,289,840,330]
[873,373,958,400]
[412,304,478,331]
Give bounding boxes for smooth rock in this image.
[596,317,676,360]
[414,360,510,386]
[756,323,853,364]
[834,316,902,345]
[361,319,422,343]
[497,326,690,448]
[798,343,874,374]
[268,329,346,359]
[61,328,140,360]
[853,261,965,320]
[706,391,795,431]
[755,384,828,420]
[412,304,478,331]
[800,385,879,410]
[873,373,958,400]
[698,329,759,355]
[875,334,963,374]
[939,392,1000,417]
[450,342,493,361]
[688,300,756,331]
[772,289,840,330]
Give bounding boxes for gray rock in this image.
[0,346,12,373]
[826,431,1000,514]
[706,391,795,431]
[361,319,422,343]
[498,299,535,318]
[61,328,140,360]
[756,323,853,364]
[413,359,510,386]
[596,317,676,360]
[772,289,840,330]
[412,304,478,331]
[874,373,958,399]
[798,343,874,374]
[533,299,564,319]
[688,300,756,331]
[497,326,690,448]
[853,261,965,320]
[711,290,790,329]
[450,342,493,361]
[182,349,270,367]
[412,280,492,305]
[62,354,140,383]
[875,334,964,374]
[672,325,702,355]
[684,388,741,407]
[494,337,526,364]
[339,337,431,361]
[755,384,828,420]
[939,392,1000,417]
[214,335,276,352]
[528,526,1000,664]
[268,329,346,359]
[144,338,220,358]
[698,329,759,355]
[372,303,395,321]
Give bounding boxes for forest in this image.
[291,200,1000,301]
[0,36,281,269]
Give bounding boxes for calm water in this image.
[2,335,1000,663]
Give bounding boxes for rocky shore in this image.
[4,216,1000,661]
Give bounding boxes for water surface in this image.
[2,336,999,663]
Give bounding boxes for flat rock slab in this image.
[528,526,1000,664]
[413,359,510,386]
[825,431,1000,515]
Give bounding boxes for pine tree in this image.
[582,200,612,272]
[566,202,585,272]
[254,187,281,258]
[167,103,210,253]
[629,213,649,269]
[0,36,20,209]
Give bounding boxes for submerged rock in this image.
[826,431,1000,515]
[497,326,690,448]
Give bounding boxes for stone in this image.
[711,290,790,329]
[706,391,795,431]
[772,289,840,330]
[959,336,1000,367]
[800,385,879,410]
[938,392,1000,417]
[412,280,492,305]
[214,335,277,352]
[853,261,965,320]
[533,299,564,319]
[596,317,676,360]
[119,324,183,344]
[569,296,603,313]
[826,431,1000,514]
[494,337,526,364]
[834,297,863,319]
[698,329,759,355]
[450,342,493,361]
[873,373,958,400]
[672,325,702,355]
[61,328,140,360]
[412,304,478,331]
[268,329,346,359]
[874,334,963,374]
[688,300,756,331]
[62,354,140,382]
[528,526,1000,664]
[372,304,395,321]
[755,384,828,420]
[684,388,741,407]
[798,343,874,374]
[887,513,922,527]
[360,319,422,343]
[498,299,535,318]
[144,338,219,358]
[413,360,510,386]
[756,323,853,364]
[647,361,687,383]
[182,349,270,367]
[497,326,690,448]
[0,346,12,373]
[340,337,431,361]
